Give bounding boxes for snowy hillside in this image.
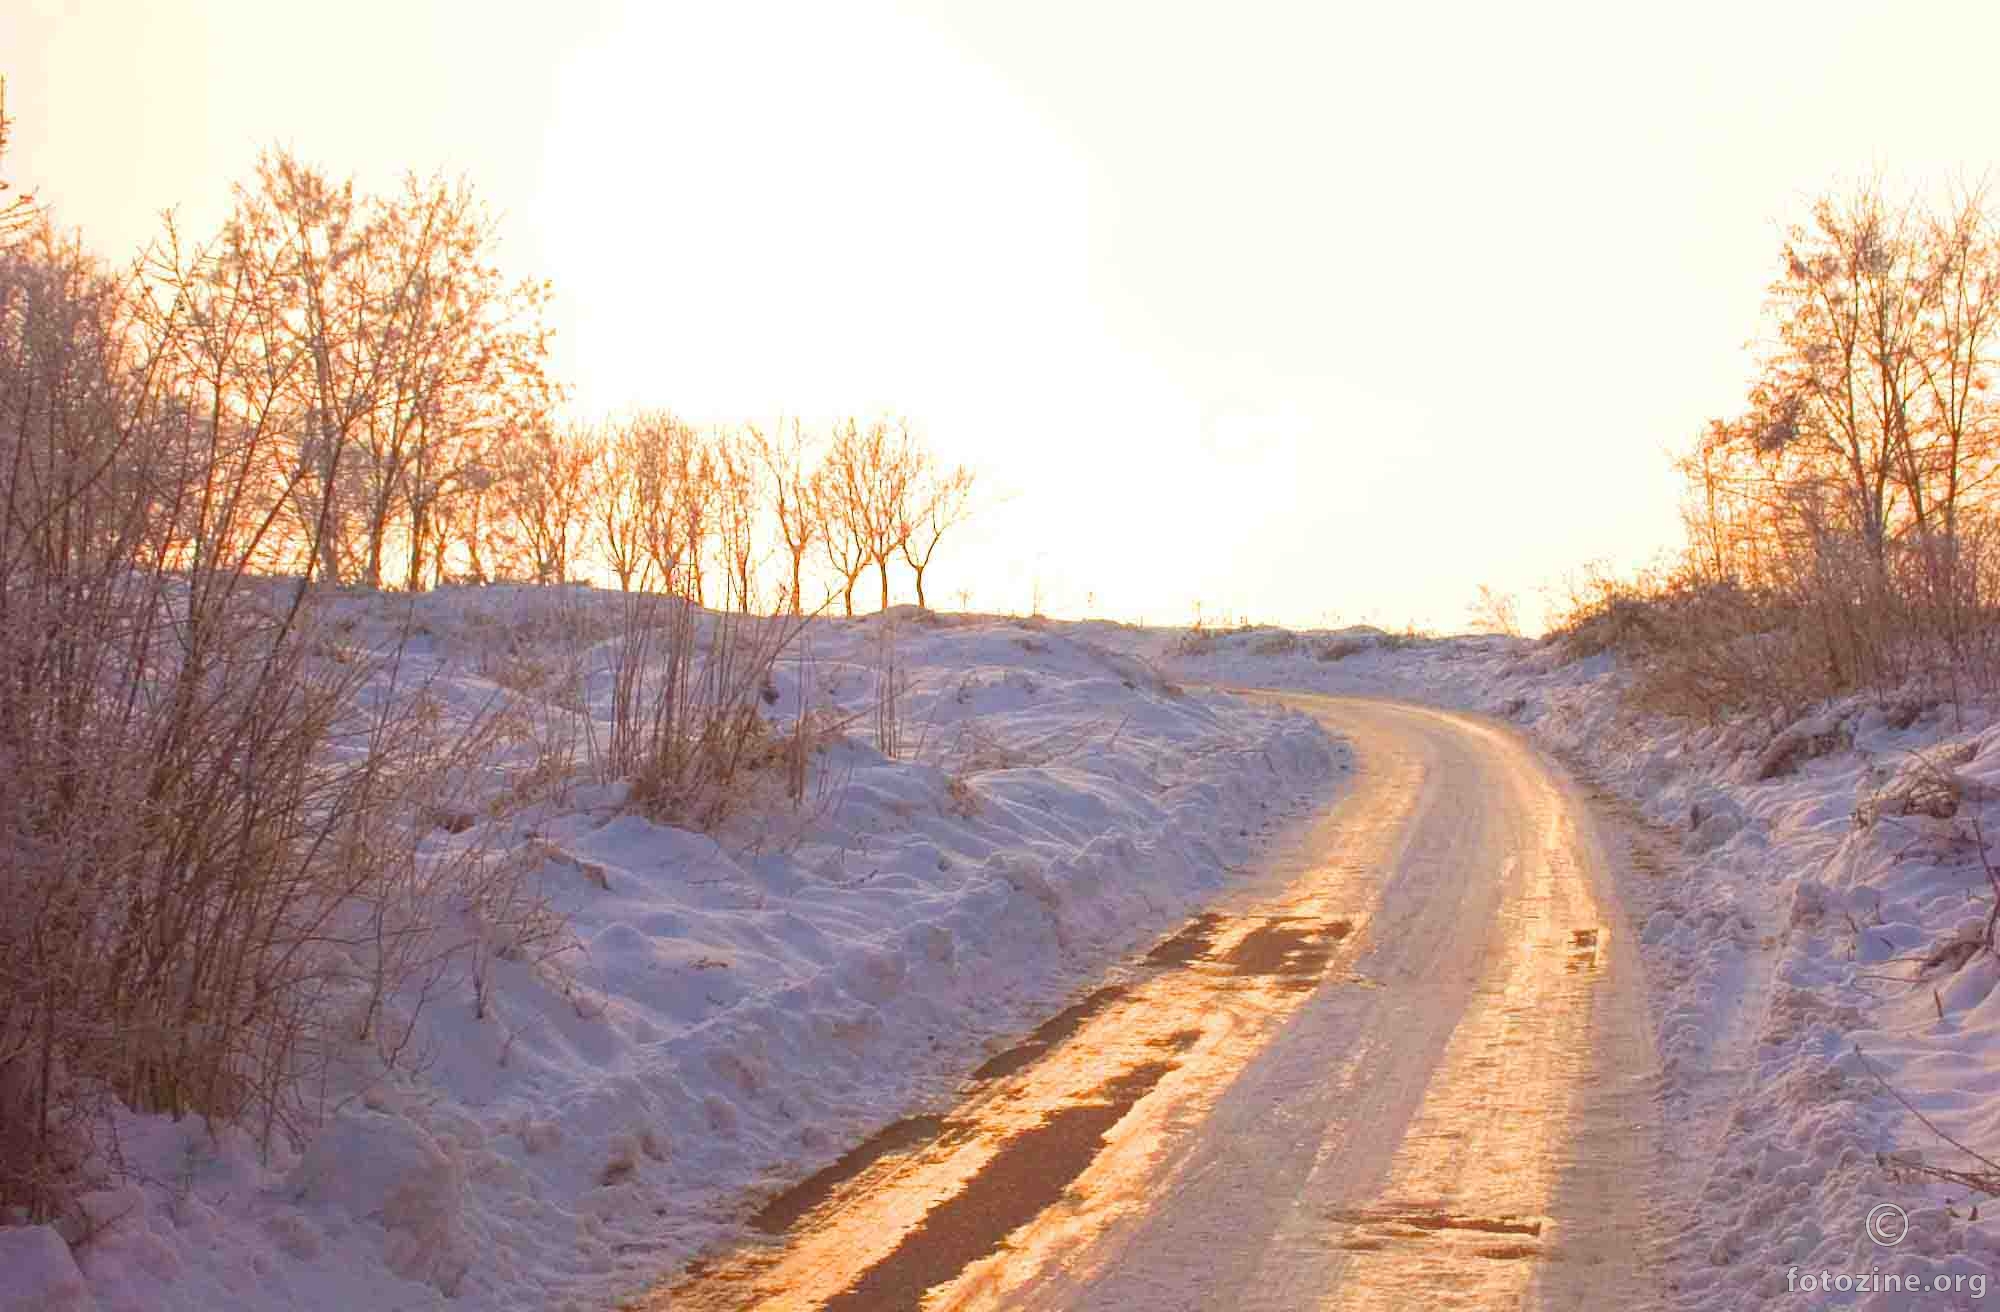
[3,594,1338,1312]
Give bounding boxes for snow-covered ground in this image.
[3,592,1338,1312]
[1107,621,2000,1308]
[21,601,2000,1311]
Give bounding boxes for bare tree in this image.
[395,195,552,591]
[134,215,309,577]
[899,461,974,609]
[211,150,551,589]
[711,427,761,612]
[0,78,39,247]
[1759,184,1929,572]
[1909,185,2000,595]
[755,418,820,613]
[859,420,920,611]
[593,416,653,591]
[1705,182,2000,592]
[816,419,872,616]
[355,175,539,588]
[436,463,505,584]
[1468,584,1520,637]
[495,419,603,583]
[624,410,700,596]
[1663,179,2000,706]
[216,152,379,584]
[677,431,717,606]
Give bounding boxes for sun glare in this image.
[11,0,2000,629]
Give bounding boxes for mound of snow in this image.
[44,593,1338,1312]
[0,1226,93,1312]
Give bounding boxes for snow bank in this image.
[1116,620,2000,1308]
[38,594,1335,1312]
[0,1226,93,1312]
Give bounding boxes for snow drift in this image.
[32,593,1336,1312]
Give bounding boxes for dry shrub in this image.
[935,714,1123,781]
[0,230,553,1221]
[1176,624,1218,657]
[1547,566,1676,660]
[874,614,905,760]
[943,720,1027,776]
[602,590,812,831]
[1854,745,1984,826]
[943,773,979,818]
[0,582,528,1220]
[1753,715,1851,780]
[1550,570,1826,720]
[1470,584,1522,637]
[1548,531,2000,723]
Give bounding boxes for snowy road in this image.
[655,695,1664,1310]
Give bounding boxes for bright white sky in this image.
[8,1,2000,630]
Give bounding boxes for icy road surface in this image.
[655,694,1664,1310]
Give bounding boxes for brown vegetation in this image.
[0,110,979,1223]
[1554,180,2000,720]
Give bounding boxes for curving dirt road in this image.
[654,695,1664,1311]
